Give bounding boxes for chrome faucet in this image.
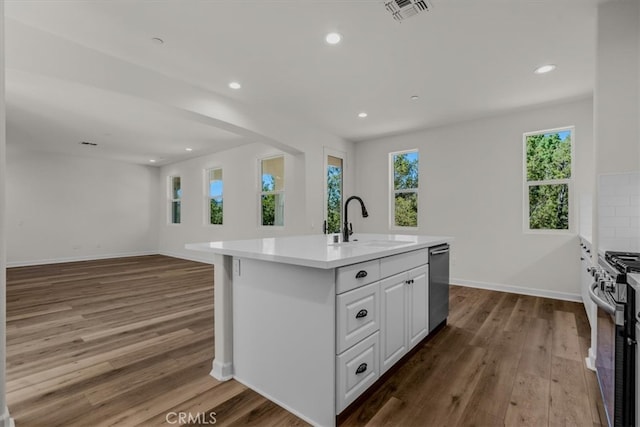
[343,196,369,242]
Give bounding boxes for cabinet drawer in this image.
[336,260,380,294]
[336,282,380,354]
[380,248,428,279]
[336,331,379,413]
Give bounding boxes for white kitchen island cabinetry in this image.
[186,234,452,427]
[379,264,428,374]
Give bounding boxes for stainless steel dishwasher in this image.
[429,244,450,332]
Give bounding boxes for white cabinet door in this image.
[408,265,429,347]
[380,272,407,374]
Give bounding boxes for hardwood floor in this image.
[6,255,604,426]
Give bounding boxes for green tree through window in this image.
[208,168,223,225]
[170,176,181,224]
[392,151,419,227]
[327,163,342,233]
[525,129,572,230]
[260,156,284,226]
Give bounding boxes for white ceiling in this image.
[4,0,601,166]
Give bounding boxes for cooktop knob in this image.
[602,280,615,292]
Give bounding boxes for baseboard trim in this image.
[452,278,581,302]
[585,347,596,371]
[0,406,14,427]
[7,251,158,268]
[210,359,233,381]
[158,250,214,265]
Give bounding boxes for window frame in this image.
[258,155,285,228]
[204,167,223,227]
[522,126,575,234]
[168,175,182,225]
[389,149,419,230]
[323,147,346,235]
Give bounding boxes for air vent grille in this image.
[384,0,432,22]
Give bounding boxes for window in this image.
[260,156,285,226]
[390,150,419,228]
[324,151,344,234]
[524,127,573,231]
[207,168,223,225]
[169,176,182,224]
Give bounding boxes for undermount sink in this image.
[328,239,413,248]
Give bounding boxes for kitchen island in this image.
[186,233,452,427]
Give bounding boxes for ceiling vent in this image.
[384,0,433,22]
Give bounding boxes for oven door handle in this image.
[589,283,616,316]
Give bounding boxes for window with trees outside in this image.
[391,150,419,228]
[524,127,573,231]
[169,176,182,224]
[325,154,343,234]
[207,168,223,225]
[260,156,285,226]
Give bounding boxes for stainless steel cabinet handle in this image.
[588,283,615,315]
[430,249,449,255]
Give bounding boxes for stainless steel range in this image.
[589,251,638,427]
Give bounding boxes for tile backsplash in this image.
[598,172,640,252]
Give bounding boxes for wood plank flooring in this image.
[6,255,605,426]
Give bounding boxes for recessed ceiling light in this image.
[185,148,193,152]
[325,32,342,45]
[229,81,242,90]
[410,95,419,101]
[151,37,164,45]
[534,64,556,74]
[149,159,157,163]
[358,112,368,118]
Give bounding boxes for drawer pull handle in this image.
[355,363,367,375]
[355,309,368,319]
[355,270,368,279]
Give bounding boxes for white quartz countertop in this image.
[186,233,453,269]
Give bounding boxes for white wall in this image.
[5,146,160,266]
[159,140,355,262]
[595,0,639,175]
[0,0,12,425]
[593,0,640,254]
[353,98,594,300]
